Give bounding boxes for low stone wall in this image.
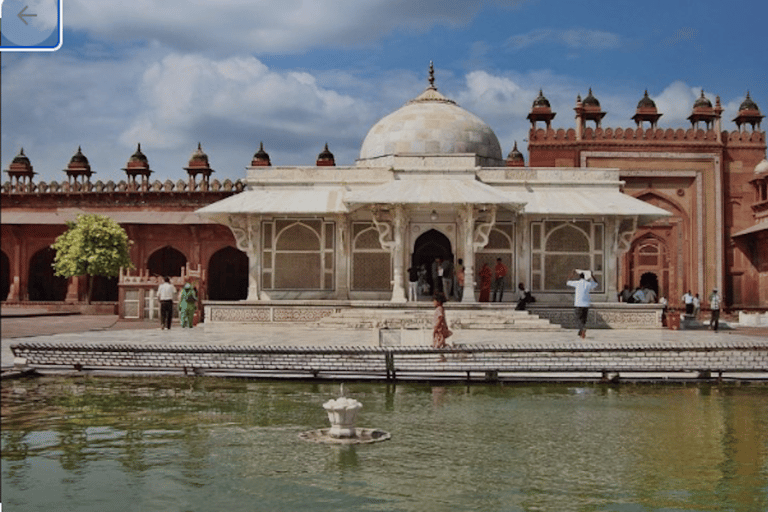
[529,303,664,329]
[11,340,767,380]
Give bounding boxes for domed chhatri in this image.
[316,143,335,166]
[251,141,271,167]
[359,63,503,164]
[632,90,662,129]
[733,92,764,131]
[693,90,713,109]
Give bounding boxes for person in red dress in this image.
[478,263,492,302]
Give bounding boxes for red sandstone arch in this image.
[207,246,248,300]
[147,246,188,278]
[28,247,68,301]
[625,192,689,305]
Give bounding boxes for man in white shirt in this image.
[157,276,176,330]
[566,270,598,339]
[682,291,694,315]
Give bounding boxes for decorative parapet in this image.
[529,126,765,145]
[1,178,245,195]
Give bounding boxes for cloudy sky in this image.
[2,0,766,184]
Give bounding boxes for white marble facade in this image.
[198,81,669,304]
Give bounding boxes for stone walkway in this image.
[3,315,767,379]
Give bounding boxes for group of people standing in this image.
[682,289,723,331]
[157,276,199,330]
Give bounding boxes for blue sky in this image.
[2,0,766,184]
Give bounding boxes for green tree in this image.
[52,213,134,303]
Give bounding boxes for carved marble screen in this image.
[261,220,335,290]
[531,220,604,292]
[351,222,391,291]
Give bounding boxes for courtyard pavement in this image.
[3,312,767,372]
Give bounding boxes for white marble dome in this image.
[359,86,503,162]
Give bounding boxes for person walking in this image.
[408,266,419,302]
[157,276,176,330]
[692,293,701,319]
[178,283,198,328]
[708,288,721,332]
[566,270,598,339]
[432,292,452,349]
[492,258,507,302]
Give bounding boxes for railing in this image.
[11,341,768,382]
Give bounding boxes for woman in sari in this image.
[478,263,492,302]
[178,283,198,328]
[432,292,452,349]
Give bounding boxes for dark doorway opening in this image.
[412,229,452,296]
[147,246,187,278]
[639,272,659,298]
[208,246,248,300]
[1,251,9,301]
[29,247,68,301]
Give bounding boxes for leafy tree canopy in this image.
[52,213,134,279]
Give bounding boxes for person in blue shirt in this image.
[567,270,598,339]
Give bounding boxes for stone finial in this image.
[316,143,335,166]
[428,61,435,89]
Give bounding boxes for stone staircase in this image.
[314,306,561,331]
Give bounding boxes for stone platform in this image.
[203,301,664,331]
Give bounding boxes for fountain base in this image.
[299,428,391,445]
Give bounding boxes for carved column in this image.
[229,214,263,301]
[459,205,477,302]
[334,214,350,299]
[391,204,407,303]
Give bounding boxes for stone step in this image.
[315,308,561,331]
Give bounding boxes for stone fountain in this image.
[299,384,390,445]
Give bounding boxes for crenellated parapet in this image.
[529,126,765,145]
[1,177,245,195]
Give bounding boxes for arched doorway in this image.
[412,229,453,295]
[28,247,68,301]
[147,246,187,278]
[628,236,669,300]
[0,251,9,301]
[208,246,248,300]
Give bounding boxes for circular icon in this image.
[2,0,58,47]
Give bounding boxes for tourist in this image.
[441,257,454,301]
[432,292,452,349]
[417,264,429,296]
[693,293,701,318]
[178,283,198,328]
[431,257,443,294]
[455,258,465,301]
[478,263,492,302]
[408,266,419,302]
[492,258,507,302]
[682,290,694,315]
[618,285,632,303]
[157,276,175,330]
[709,288,721,332]
[642,286,657,303]
[515,282,534,311]
[631,286,645,304]
[566,270,598,339]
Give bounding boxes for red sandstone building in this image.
[2,90,767,312]
[527,90,767,308]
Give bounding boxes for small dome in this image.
[189,143,208,164]
[693,90,712,109]
[582,88,600,107]
[12,148,30,165]
[69,146,89,165]
[129,143,148,163]
[532,89,551,109]
[637,90,656,109]
[739,92,760,113]
[755,159,768,175]
[252,141,271,166]
[317,143,335,166]
[507,141,523,161]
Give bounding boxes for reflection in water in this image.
[2,377,767,512]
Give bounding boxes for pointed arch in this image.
[147,246,188,278]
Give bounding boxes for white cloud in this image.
[66,0,523,55]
